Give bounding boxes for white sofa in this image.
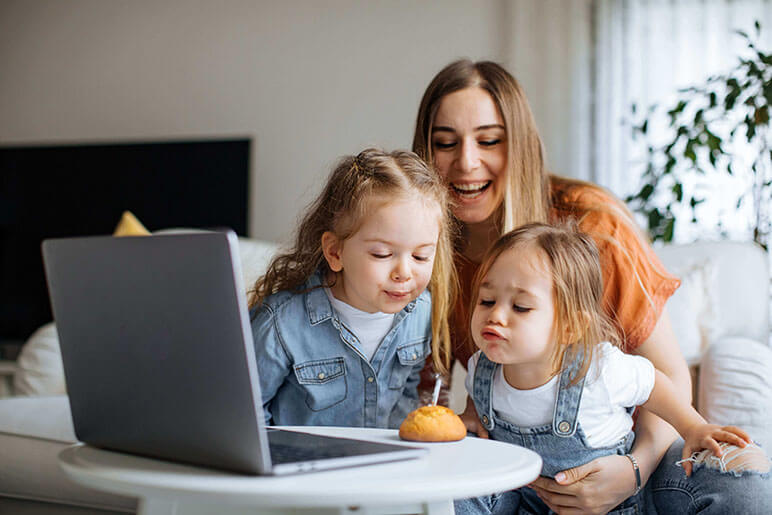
[0,238,770,513]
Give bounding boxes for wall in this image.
[0,0,589,243]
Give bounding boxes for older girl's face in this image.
[431,87,508,225]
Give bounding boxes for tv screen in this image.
[0,138,250,351]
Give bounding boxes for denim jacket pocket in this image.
[388,338,428,390]
[294,357,347,411]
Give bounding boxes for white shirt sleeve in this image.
[596,342,656,408]
[465,351,481,397]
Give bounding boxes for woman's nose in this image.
[457,140,480,173]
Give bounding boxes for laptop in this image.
[41,230,427,475]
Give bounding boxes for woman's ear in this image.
[321,231,344,272]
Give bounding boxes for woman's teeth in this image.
[451,181,491,199]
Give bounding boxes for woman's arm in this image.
[530,311,690,514]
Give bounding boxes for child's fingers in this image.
[714,429,748,448]
[723,425,752,443]
[703,437,724,458]
[682,460,693,477]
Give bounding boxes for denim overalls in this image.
[454,350,644,515]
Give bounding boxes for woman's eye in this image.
[433,141,456,150]
[512,304,531,313]
[479,139,501,147]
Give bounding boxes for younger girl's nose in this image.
[487,304,507,325]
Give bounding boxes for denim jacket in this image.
[250,270,432,429]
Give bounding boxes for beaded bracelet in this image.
[625,454,642,495]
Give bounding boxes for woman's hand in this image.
[459,396,488,438]
[680,424,751,476]
[529,454,636,515]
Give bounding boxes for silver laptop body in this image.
[41,231,426,475]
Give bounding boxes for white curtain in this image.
[594,0,772,242]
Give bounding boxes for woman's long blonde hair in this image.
[412,59,551,232]
[248,148,457,373]
[470,223,620,384]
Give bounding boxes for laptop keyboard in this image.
[268,442,350,465]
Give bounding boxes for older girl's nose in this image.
[391,257,411,282]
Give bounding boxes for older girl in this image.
[249,148,455,429]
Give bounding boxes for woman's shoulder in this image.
[549,175,641,241]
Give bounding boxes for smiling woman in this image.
[412,59,772,514]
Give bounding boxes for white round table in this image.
[58,426,542,515]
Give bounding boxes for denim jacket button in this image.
[558,421,571,433]
[482,415,490,425]
[317,372,325,380]
[367,376,374,383]
[411,353,417,360]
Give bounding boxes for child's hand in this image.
[681,423,752,476]
[459,396,488,439]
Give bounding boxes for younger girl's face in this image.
[431,87,508,225]
[471,245,557,371]
[323,194,441,314]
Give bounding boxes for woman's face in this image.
[431,87,508,225]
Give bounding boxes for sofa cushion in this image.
[0,396,136,512]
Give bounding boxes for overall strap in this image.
[552,346,587,438]
[472,353,497,432]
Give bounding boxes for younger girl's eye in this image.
[371,253,391,259]
[479,299,495,307]
[513,304,531,313]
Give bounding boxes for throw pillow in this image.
[113,211,150,236]
[13,322,65,396]
[699,337,772,448]
[664,259,719,365]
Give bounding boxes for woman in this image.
[412,59,769,514]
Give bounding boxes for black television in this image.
[0,138,250,354]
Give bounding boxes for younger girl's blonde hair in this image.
[249,148,457,374]
[470,222,620,384]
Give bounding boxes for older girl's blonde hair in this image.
[470,222,620,384]
[412,59,551,232]
[248,148,457,374]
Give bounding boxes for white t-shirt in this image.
[325,288,395,361]
[465,342,655,448]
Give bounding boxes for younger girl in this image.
[248,148,456,429]
[456,223,768,514]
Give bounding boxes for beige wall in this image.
[0,0,590,243]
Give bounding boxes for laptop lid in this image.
[42,231,425,475]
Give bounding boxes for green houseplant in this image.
[626,21,772,250]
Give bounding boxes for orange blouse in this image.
[420,177,681,403]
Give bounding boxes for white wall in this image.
[0,0,588,243]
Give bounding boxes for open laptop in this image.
[41,230,427,475]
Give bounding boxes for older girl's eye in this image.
[371,253,391,259]
[413,254,430,262]
[513,304,531,313]
[479,139,501,147]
